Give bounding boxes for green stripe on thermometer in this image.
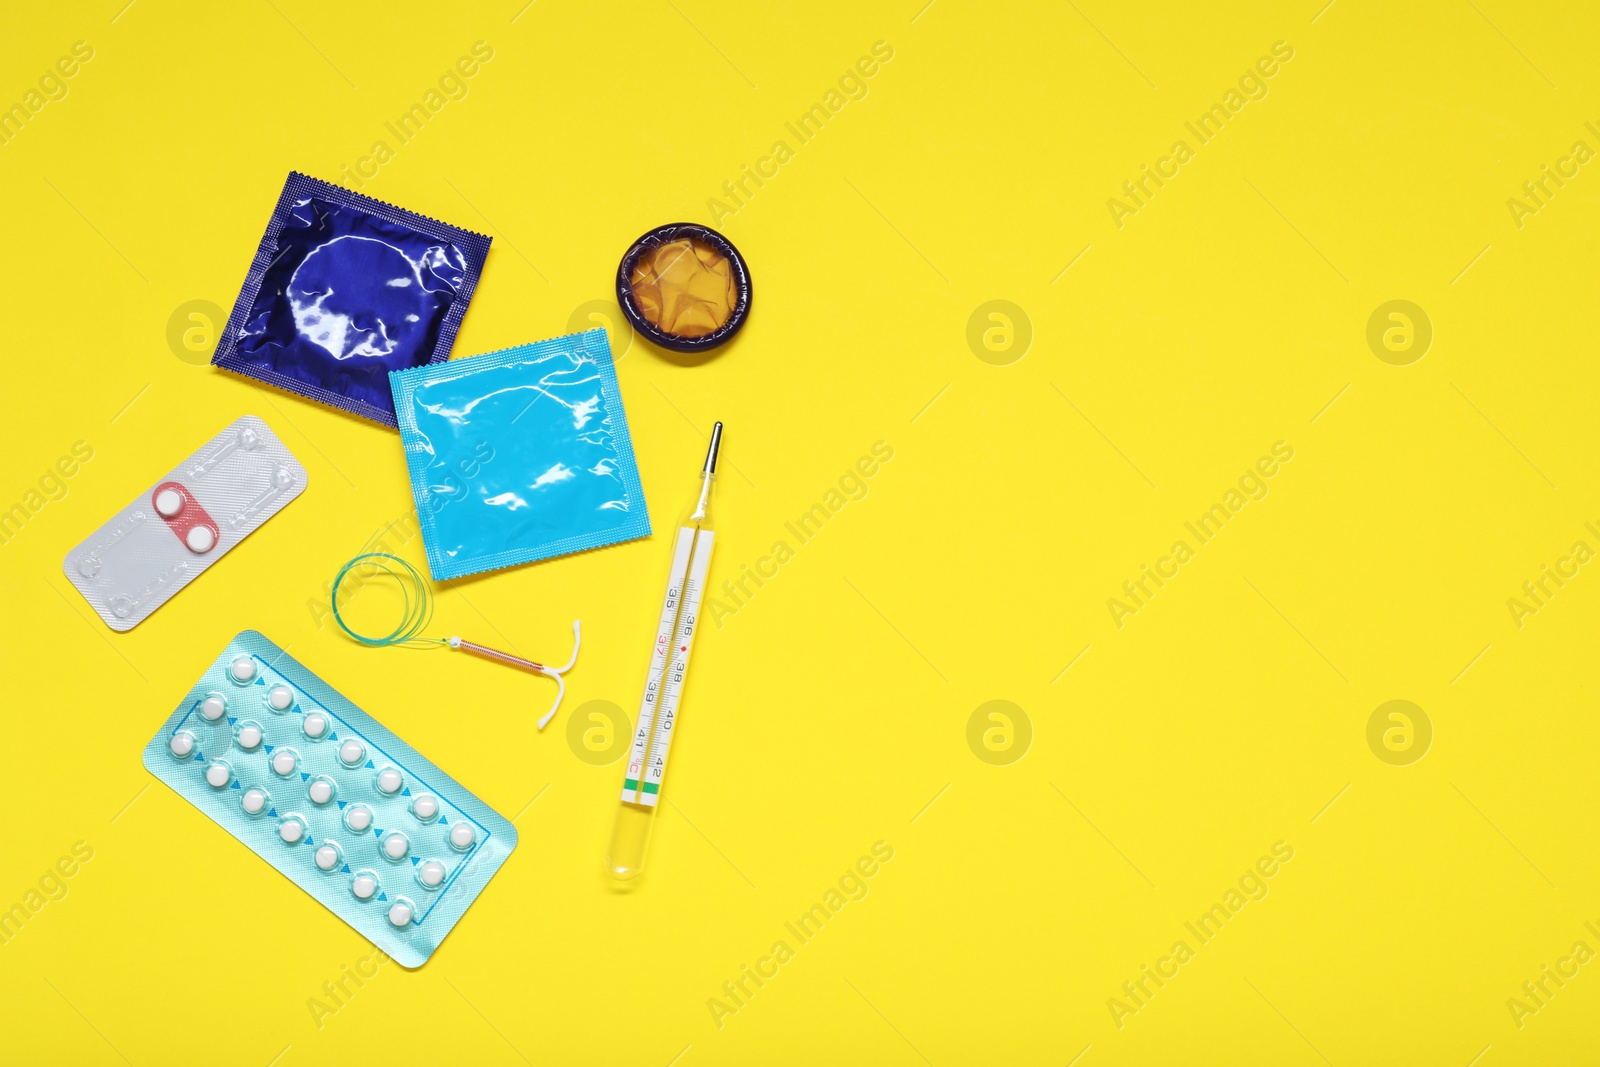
[608,423,722,882]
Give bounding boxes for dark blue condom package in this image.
[213,172,491,426]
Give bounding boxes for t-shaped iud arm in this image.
[447,620,582,730]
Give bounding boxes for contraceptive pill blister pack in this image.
[64,416,307,630]
[142,631,517,968]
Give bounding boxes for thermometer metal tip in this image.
[703,422,723,475]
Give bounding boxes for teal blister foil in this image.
[390,329,650,580]
[142,631,516,968]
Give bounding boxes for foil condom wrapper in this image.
[212,172,491,427]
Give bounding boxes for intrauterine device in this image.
[64,416,307,630]
[142,631,517,967]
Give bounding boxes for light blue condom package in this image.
[390,329,650,580]
[142,631,517,968]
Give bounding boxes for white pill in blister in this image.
[155,489,183,517]
[267,685,294,711]
[186,525,216,553]
[339,739,365,765]
[205,762,231,788]
[308,779,333,805]
[449,822,475,849]
[271,750,297,776]
[346,806,373,832]
[242,788,267,815]
[236,724,262,750]
[279,819,305,844]
[382,833,409,860]
[418,860,445,888]
[376,768,403,795]
[387,901,413,927]
[303,712,328,738]
[352,873,378,900]
[200,696,226,721]
[412,795,439,821]
[230,657,256,683]
[169,732,194,757]
[315,845,340,871]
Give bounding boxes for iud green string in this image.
[331,552,442,649]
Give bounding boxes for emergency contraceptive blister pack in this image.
[64,416,307,631]
[143,632,516,968]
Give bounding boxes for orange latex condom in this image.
[617,224,751,352]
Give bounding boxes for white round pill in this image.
[376,768,403,795]
[382,833,409,860]
[271,750,297,776]
[449,822,475,850]
[267,685,294,711]
[351,873,378,900]
[303,713,328,739]
[242,788,267,815]
[346,805,373,832]
[155,489,183,517]
[339,739,365,765]
[278,818,305,844]
[230,657,256,683]
[418,860,445,888]
[200,695,226,721]
[236,724,262,750]
[186,525,216,553]
[387,901,413,927]
[169,732,194,757]
[204,762,230,788]
[315,845,340,871]
[412,795,439,821]
[308,779,333,805]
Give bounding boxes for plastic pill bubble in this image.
[155,489,183,517]
[278,817,305,844]
[236,723,263,750]
[376,767,403,795]
[186,526,217,553]
[303,712,329,739]
[230,657,257,683]
[242,788,268,815]
[308,778,335,805]
[314,844,341,872]
[338,739,365,766]
[412,794,439,821]
[266,685,294,711]
[417,860,445,888]
[449,822,475,850]
[271,750,298,776]
[382,832,409,860]
[205,761,232,788]
[351,872,379,900]
[200,695,226,721]
[169,731,195,758]
[345,805,373,833]
[387,899,414,927]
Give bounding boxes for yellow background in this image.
[2,0,1598,1063]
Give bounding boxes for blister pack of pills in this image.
[142,631,516,968]
[63,416,307,631]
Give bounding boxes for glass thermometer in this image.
[607,422,721,882]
